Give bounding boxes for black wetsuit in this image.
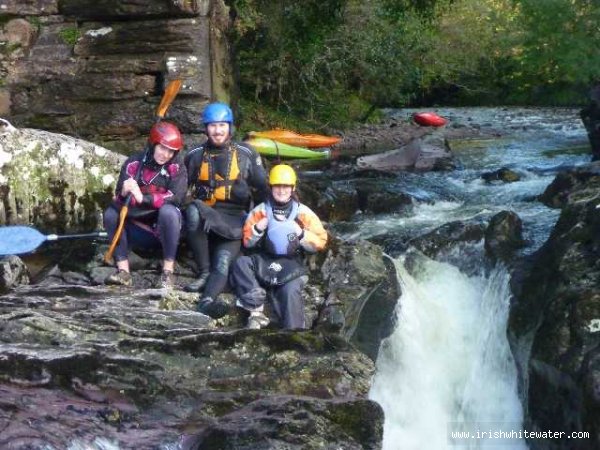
[104,149,187,262]
[184,141,268,299]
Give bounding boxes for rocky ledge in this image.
[0,235,395,449]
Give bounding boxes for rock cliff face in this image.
[0,0,230,152]
[509,162,600,450]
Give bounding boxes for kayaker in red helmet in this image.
[104,121,187,288]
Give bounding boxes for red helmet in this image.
[149,121,183,151]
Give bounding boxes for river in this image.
[334,107,589,449]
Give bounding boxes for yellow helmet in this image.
[269,164,297,187]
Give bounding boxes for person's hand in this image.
[255,217,268,232]
[293,221,303,237]
[122,178,143,203]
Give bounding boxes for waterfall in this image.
[370,252,527,449]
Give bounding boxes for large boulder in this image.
[300,177,414,222]
[0,280,383,448]
[0,120,123,230]
[580,84,600,161]
[538,162,600,208]
[319,238,398,360]
[356,133,456,173]
[484,210,525,264]
[509,165,600,449]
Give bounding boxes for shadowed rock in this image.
[0,282,380,448]
[509,165,600,449]
[0,235,393,448]
[484,211,525,264]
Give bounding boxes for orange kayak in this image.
[413,112,447,127]
[247,129,342,148]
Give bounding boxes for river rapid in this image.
[336,107,589,450]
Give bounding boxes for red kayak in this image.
[413,112,447,127]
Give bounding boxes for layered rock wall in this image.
[0,0,231,152]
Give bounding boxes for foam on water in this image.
[370,254,527,449]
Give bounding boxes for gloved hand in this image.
[255,217,268,233]
[293,220,303,237]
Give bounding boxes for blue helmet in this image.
[202,102,234,125]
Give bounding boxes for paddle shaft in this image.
[47,231,108,241]
[103,158,142,264]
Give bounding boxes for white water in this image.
[370,253,527,449]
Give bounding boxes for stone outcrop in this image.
[300,176,414,222]
[355,132,457,173]
[484,210,525,264]
[0,235,393,448]
[0,120,123,230]
[481,167,521,183]
[580,84,600,161]
[509,161,600,450]
[0,0,231,153]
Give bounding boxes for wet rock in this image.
[300,177,415,222]
[320,238,398,360]
[580,84,600,161]
[484,211,525,264]
[186,395,384,449]
[0,255,30,293]
[0,234,392,447]
[300,180,360,222]
[481,167,521,183]
[509,167,600,448]
[0,280,379,448]
[408,220,487,259]
[538,161,600,208]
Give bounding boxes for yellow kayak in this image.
[247,129,342,148]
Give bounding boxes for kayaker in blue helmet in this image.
[184,102,268,318]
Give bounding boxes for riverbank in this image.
[332,110,504,155]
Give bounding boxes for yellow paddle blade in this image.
[156,79,182,119]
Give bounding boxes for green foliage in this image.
[231,0,600,127]
[232,0,346,120]
[505,0,600,104]
[28,16,42,32]
[58,27,80,46]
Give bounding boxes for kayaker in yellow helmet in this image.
[230,164,328,329]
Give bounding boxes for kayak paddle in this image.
[104,79,182,265]
[0,226,107,256]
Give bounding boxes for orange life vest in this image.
[196,147,240,206]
